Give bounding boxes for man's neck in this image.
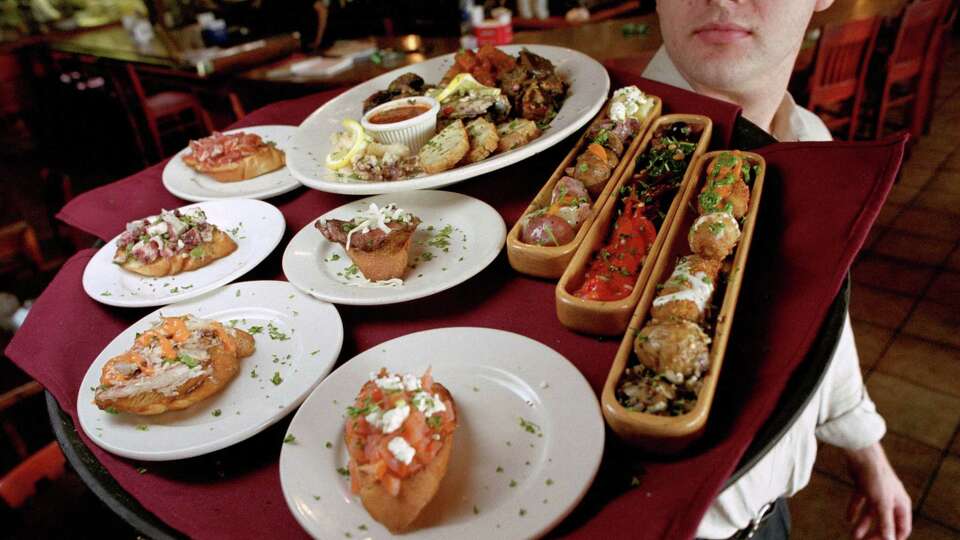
[682,60,794,134]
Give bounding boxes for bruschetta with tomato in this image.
[94,315,256,415]
[112,208,237,277]
[343,369,457,533]
[182,131,285,182]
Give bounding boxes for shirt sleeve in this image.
[814,312,886,449]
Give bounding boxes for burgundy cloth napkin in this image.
[10,74,905,539]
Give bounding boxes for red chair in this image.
[0,381,65,509]
[875,0,944,140]
[806,17,880,140]
[126,64,214,160]
[916,0,958,134]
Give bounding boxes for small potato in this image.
[520,214,575,246]
[497,119,541,153]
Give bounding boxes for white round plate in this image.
[282,190,505,305]
[77,280,344,461]
[162,125,302,202]
[82,199,285,308]
[287,44,610,195]
[280,327,604,539]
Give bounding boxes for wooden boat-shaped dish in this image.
[554,114,713,335]
[506,95,662,278]
[600,150,766,453]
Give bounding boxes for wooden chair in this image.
[875,0,944,140]
[916,0,958,134]
[805,17,880,140]
[125,64,214,160]
[0,381,65,509]
[0,222,62,276]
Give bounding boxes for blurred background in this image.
[1,0,958,538]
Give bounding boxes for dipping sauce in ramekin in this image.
[361,96,439,152]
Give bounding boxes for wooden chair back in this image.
[887,0,943,82]
[0,222,44,270]
[808,17,880,108]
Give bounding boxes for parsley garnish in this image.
[267,322,290,341]
[519,417,542,435]
[247,325,263,335]
[177,354,199,368]
[271,372,283,385]
[336,467,350,477]
[136,424,149,431]
[212,409,222,417]
[283,434,296,444]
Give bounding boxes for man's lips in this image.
[693,23,752,45]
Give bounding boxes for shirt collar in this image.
[642,45,812,142]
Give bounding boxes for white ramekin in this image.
[360,96,439,152]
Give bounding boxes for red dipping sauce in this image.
[367,105,431,125]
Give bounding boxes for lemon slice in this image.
[435,73,499,103]
[325,119,369,170]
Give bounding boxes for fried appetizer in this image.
[461,117,499,164]
[315,203,421,282]
[634,319,711,383]
[113,208,237,277]
[344,369,458,533]
[697,151,751,219]
[496,118,541,153]
[650,255,721,323]
[418,120,470,174]
[182,131,285,182]
[94,316,255,415]
[688,211,741,260]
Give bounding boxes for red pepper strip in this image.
[574,192,657,301]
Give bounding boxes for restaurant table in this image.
[7,71,906,539]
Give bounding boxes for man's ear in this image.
[814,0,836,12]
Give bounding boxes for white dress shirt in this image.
[642,46,887,539]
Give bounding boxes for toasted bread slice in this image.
[95,329,255,415]
[496,119,541,153]
[183,144,285,182]
[345,230,416,282]
[418,120,469,174]
[461,117,499,164]
[118,229,237,277]
[354,383,457,533]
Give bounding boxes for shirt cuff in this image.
[815,385,886,449]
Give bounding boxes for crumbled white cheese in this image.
[387,436,416,465]
[411,391,447,417]
[379,400,410,434]
[609,86,653,122]
[374,374,404,392]
[402,374,422,392]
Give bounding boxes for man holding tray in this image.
[644,1,912,540]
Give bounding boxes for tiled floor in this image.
[790,36,960,540]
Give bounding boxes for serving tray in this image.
[600,150,766,452]
[554,114,713,335]
[506,95,661,278]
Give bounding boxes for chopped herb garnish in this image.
[496,466,504,473]
[509,479,517,488]
[325,441,332,448]
[546,478,554,486]
[267,322,290,341]
[177,354,199,368]
[247,325,264,335]
[519,417,542,435]
[336,467,350,477]
[136,424,149,431]
[283,434,296,444]
[271,372,283,385]
[137,467,148,474]
[105,406,119,415]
